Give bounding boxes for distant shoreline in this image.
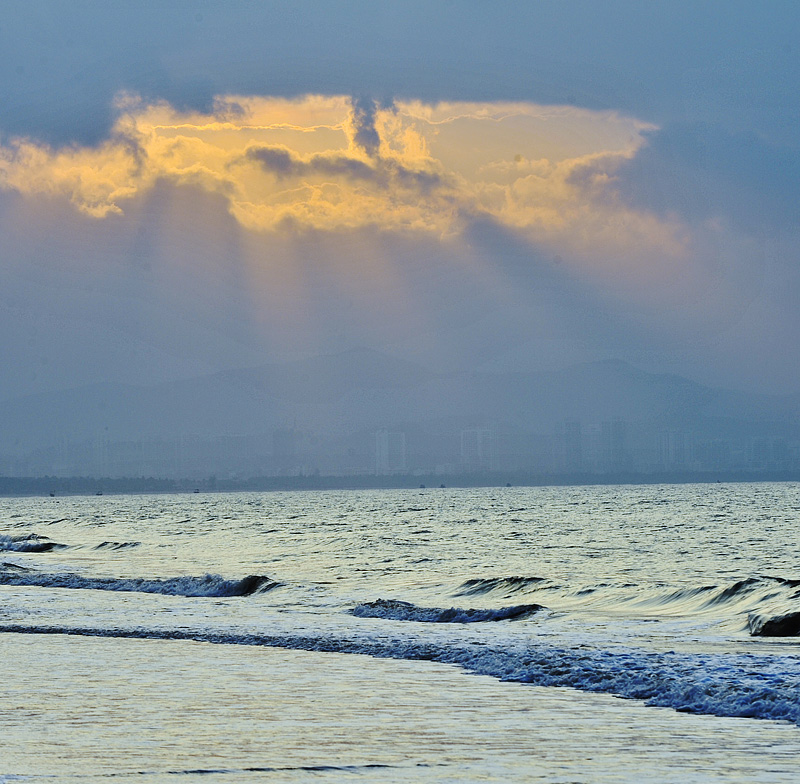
[1,470,798,498]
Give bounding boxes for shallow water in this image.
[5,634,800,784]
[2,482,800,781]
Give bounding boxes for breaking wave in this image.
[351,599,543,623]
[455,574,800,632]
[0,534,67,553]
[4,622,800,726]
[749,612,800,637]
[627,576,800,628]
[0,569,279,597]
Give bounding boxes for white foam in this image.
[0,534,63,553]
[0,570,278,597]
[3,623,800,726]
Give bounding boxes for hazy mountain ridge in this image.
[0,350,797,455]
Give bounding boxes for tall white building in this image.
[460,428,496,471]
[376,430,406,474]
[658,431,688,467]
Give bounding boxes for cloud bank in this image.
[0,94,680,259]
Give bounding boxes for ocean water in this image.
[2,482,800,782]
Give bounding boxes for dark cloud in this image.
[309,155,376,182]
[1,2,797,146]
[392,165,441,192]
[246,147,297,177]
[245,146,376,182]
[245,146,441,192]
[212,98,247,120]
[616,124,800,232]
[350,96,380,157]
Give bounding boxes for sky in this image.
[1,1,798,401]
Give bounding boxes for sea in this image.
[2,482,800,783]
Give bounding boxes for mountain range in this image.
[2,350,797,456]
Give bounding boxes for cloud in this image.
[0,93,679,254]
[245,146,376,182]
[0,5,797,399]
[1,92,798,397]
[616,123,800,233]
[2,91,778,366]
[1,3,797,150]
[348,97,381,157]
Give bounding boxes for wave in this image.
[173,764,403,775]
[0,534,67,553]
[455,574,800,628]
[1,535,142,553]
[5,623,800,726]
[630,576,800,622]
[1,561,32,571]
[107,763,420,777]
[93,541,141,550]
[454,576,551,596]
[749,612,800,637]
[0,569,279,597]
[351,599,543,623]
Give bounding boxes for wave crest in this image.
[94,541,141,550]
[456,575,800,628]
[0,569,279,597]
[454,576,550,597]
[636,575,800,620]
[351,598,543,623]
[0,534,66,553]
[749,612,800,637]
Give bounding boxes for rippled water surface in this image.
[2,482,800,781]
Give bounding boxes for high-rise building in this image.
[562,420,583,471]
[460,428,496,472]
[376,430,406,474]
[658,431,687,467]
[601,418,627,471]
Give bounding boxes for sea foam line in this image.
[0,571,278,597]
[3,623,800,727]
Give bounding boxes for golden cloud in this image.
[0,94,684,258]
